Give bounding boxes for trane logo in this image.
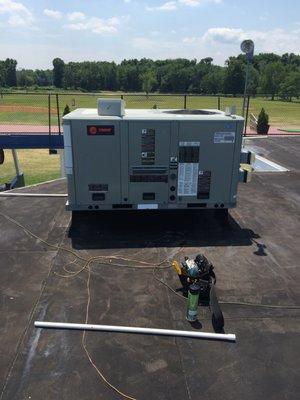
[87,125,114,135]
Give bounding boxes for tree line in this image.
[1,53,300,100]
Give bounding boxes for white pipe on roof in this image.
[0,193,67,197]
[34,321,236,342]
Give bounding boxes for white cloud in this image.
[0,0,33,27]
[146,0,222,11]
[0,0,28,14]
[202,27,244,44]
[43,9,62,20]
[65,16,121,35]
[124,0,131,3]
[8,13,26,26]
[179,0,222,6]
[67,11,86,21]
[184,26,300,55]
[251,28,300,54]
[146,1,178,11]
[182,36,198,44]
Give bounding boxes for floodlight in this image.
[240,40,254,54]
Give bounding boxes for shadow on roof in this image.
[68,209,258,249]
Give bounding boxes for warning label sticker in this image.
[214,132,235,144]
[178,163,199,196]
[177,141,200,196]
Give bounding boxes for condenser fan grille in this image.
[163,109,218,115]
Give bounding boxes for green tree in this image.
[1,52,299,94]
[200,68,224,94]
[281,53,300,68]
[141,70,157,95]
[259,62,285,100]
[119,63,141,91]
[200,57,213,65]
[224,58,245,95]
[253,53,281,70]
[34,69,52,86]
[63,62,80,89]
[52,58,65,88]
[63,104,70,116]
[190,59,214,92]
[247,65,259,96]
[0,61,6,87]
[279,71,300,101]
[257,108,269,134]
[17,69,35,86]
[4,58,17,86]
[159,60,195,93]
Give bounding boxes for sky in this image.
[0,0,299,69]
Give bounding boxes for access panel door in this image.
[178,121,237,203]
[128,121,171,205]
[72,120,121,205]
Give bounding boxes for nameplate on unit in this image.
[87,125,115,135]
[214,132,235,144]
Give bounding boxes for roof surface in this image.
[63,108,244,121]
[0,136,299,400]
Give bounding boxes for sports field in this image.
[0,91,299,186]
[1,92,299,128]
[0,149,61,186]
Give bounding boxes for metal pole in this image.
[242,61,250,117]
[35,321,236,342]
[218,96,221,110]
[244,95,251,136]
[48,94,51,148]
[184,94,187,109]
[56,93,61,135]
[59,149,65,178]
[11,149,21,176]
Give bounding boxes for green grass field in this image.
[0,91,299,186]
[0,149,60,186]
[1,92,299,128]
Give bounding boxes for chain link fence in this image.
[0,92,299,133]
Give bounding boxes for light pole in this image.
[240,40,254,134]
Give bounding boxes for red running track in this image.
[0,124,60,134]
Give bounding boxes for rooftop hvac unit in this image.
[63,99,253,212]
